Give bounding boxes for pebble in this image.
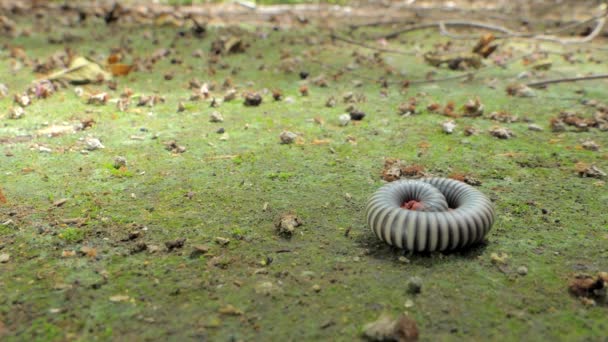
[442,120,456,134]
[517,266,528,276]
[279,131,297,144]
[407,276,422,294]
[8,106,25,119]
[209,111,224,123]
[338,113,351,126]
[113,156,127,169]
[85,137,105,151]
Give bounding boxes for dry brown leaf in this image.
[107,53,122,64]
[109,64,133,76]
[0,188,6,204]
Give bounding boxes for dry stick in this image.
[380,10,608,44]
[330,33,417,55]
[530,11,607,44]
[380,20,517,40]
[527,74,608,88]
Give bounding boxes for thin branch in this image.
[330,34,417,55]
[380,20,517,40]
[527,74,608,88]
[379,9,608,45]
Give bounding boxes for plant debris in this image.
[243,92,262,106]
[46,56,111,84]
[165,238,186,251]
[363,313,419,342]
[381,159,426,181]
[568,272,608,306]
[279,131,297,144]
[489,126,514,139]
[575,162,606,178]
[275,213,302,237]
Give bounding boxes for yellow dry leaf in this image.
[46,56,112,84]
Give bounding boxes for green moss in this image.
[0,12,607,342]
[58,227,86,243]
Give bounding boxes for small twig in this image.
[380,20,516,40]
[379,8,608,45]
[530,9,608,44]
[527,74,608,88]
[330,33,417,55]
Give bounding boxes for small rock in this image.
[190,245,210,259]
[85,137,105,151]
[214,237,230,246]
[490,252,509,264]
[216,127,225,134]
[576,162,606,178]
[0,83,8,97]
[177,101,186,112]
[404,299,414,308]
[312,284,321,292]
[398,256,410,264]
[164,140,186,153]
[8,106,24,119]
[224,88,237,102]
[489,126,514,139]
[244,92,262,106]
[462,98,484,117]
[528,123,543,131]
[255,281,282,296]
[87,92,108,105]
[582,140,600,151]
[275,213,302,237]
[506,83,536,97]
[407,276,423,294]
[442,120,456,134]
[326,96,337,107]
[210,111,224,123]
[109,295,130,302]
[165,238,186,251]
[113,156,127,169]
[349,110,366,121]
[517,266,528,276]
[218,304,243,316]
[0,253,9,263]
[363,314,419,342]
[14,94,31,106]
[338,113,351,126]
[279,131,297,144]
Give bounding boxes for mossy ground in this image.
[1,13,608,341]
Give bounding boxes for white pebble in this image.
[338,113,351,126]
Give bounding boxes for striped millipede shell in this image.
[365,178,495,252]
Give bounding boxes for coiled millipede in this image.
[365,178,495,252]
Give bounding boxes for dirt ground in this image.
[1,1,607,341]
